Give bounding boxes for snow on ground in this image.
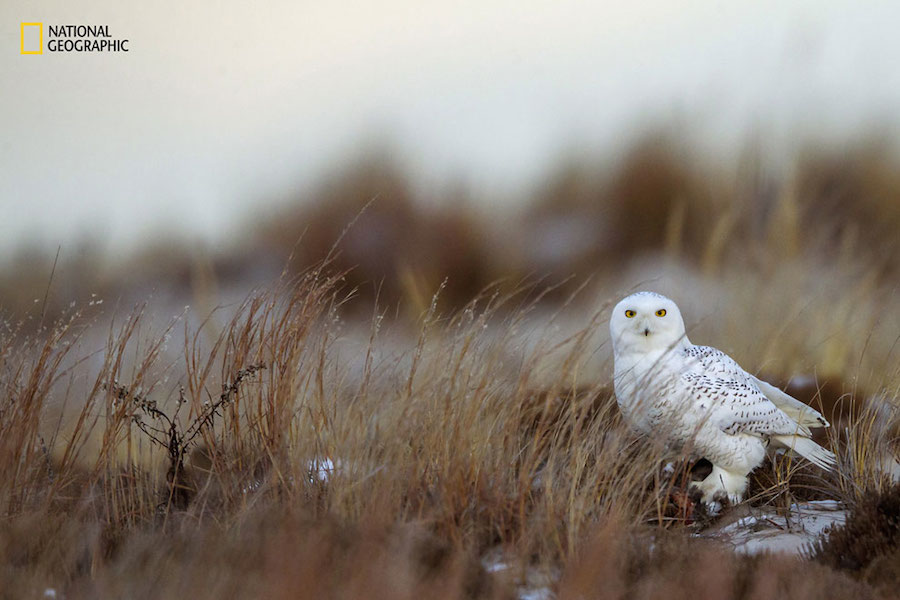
[518,589,554,600]
[701,500,846,555]
[482,548,557,600]
[480,500,846,599]
[308,457,341,483]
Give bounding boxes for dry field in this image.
[2,136,900,599]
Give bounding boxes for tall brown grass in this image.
[2,133,900,597]
[0,256,897,598]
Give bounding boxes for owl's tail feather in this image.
[772,435,837,471]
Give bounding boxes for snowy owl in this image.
[610,291,835,506]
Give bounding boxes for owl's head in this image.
[609,291,688,355]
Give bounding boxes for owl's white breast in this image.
[613,346,692,435]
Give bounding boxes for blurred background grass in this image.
[5,131,900,379]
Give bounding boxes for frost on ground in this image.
[701,500,846,555]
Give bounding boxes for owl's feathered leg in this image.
[690,464,748,507]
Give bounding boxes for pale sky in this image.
[2,0,899,257]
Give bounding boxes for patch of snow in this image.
[43,589,57,599]
[727,515,761,530]
[705,500,846,555]
[519,588,554,600]
[481,548,557,600]
[484,560,509,574]
[308,457,341,483]
[481,547,511,574]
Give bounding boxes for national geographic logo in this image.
[20,23,130,54]
[20,23,41,54]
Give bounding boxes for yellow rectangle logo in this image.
[21,23,42,55]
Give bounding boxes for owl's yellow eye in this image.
[656,309,667,317]
[624,310,636,318]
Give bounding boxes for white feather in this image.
[610,291,834,505]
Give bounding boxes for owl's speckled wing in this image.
[679,345,809,438]
[683,345,752,380]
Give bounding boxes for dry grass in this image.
[811,483,900,593]
[0,253,896,599]
[2,133,900,597]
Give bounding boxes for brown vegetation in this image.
[812,483,900,595]
[2,133,900,597]
[0,260,895,598]
[5,134,900,325]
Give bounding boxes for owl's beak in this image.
[638,318,651,337]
